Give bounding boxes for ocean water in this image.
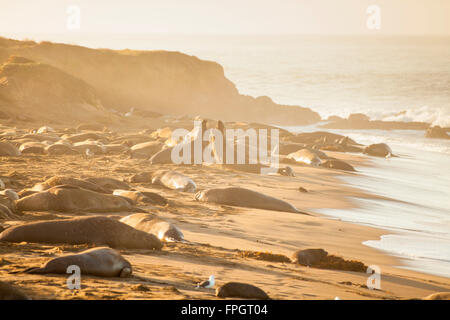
[18,33,450,277]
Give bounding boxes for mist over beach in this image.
[0,0,449,303]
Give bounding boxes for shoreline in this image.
[1,120,450,299]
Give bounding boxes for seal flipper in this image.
[22,267,46,274]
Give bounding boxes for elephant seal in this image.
[0,178,4,189]
[0,216,162,250]
[363,143,393,157]
[16,185,132,213]
[130,141,164,159]
[84,177,130,192]
[0,203,16,220]
[216,282,270,300]
[149,146,174,164]
[113,190,168,206]
[152,170,196,192]
[0,141,21,156]
[292,248,328,266]
[120,213,184,242]
[195,187,308,215]
[31,176,108,193]
[25,247,132,277]
[321,159,355,172]
[287,149,322,166]
[46,144,78,155]
[19,142,46,154]
[0,281,30,300]
[0,189,19,201]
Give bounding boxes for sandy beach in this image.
[1,117,449,300]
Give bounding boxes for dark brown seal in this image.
[0,216,162,250]
[216,282,270,299]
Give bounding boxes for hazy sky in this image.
[1,0,449,36]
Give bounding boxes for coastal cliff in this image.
[0,37,320,125]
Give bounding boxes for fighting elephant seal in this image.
[120,213,184,242]
[287,149,322,166]
[26,247,132,277]
[0,216,162,250]
[216,282,270,300]
[152,170,196,192]
[16,185,132,213]
[363,143,393,157]
[195,187,308,215]
[292,248,328,266]
[0,281,30,300]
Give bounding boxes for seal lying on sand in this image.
[216,282,270,299]
[363,143,393,157]
[16,185,132,213]
[0,281,30,300]
[0,216,162,250]
[291,248,328,266]
[30,176,108,193]
[321,159,355,172]
[195,187,309,215]
[287,149,322,166]
[84,177,130,192]
[120,213,184,242]
[25,247,132,277]
[0,141,21,156]
[152,170,196,192]
[113,190,168,206]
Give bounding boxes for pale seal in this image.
[287,149,322,166]
[195,187,309,215]
[152,170,196,192]
[25,247,132,277]
[120,213,184,242]
[0,216,162,250]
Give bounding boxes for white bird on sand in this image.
[125,107,135,117]
[195,275,215,289]
[85,148,94,159]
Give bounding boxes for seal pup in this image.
[16,185,132,213]
[216,282,270,300]
[25,247,132,278]
[120,213,184,242]
[0,216,162,250]
[152,170,196,192]
[0,281,30,300]
[196,275,215,289]
[195,187,309,215]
